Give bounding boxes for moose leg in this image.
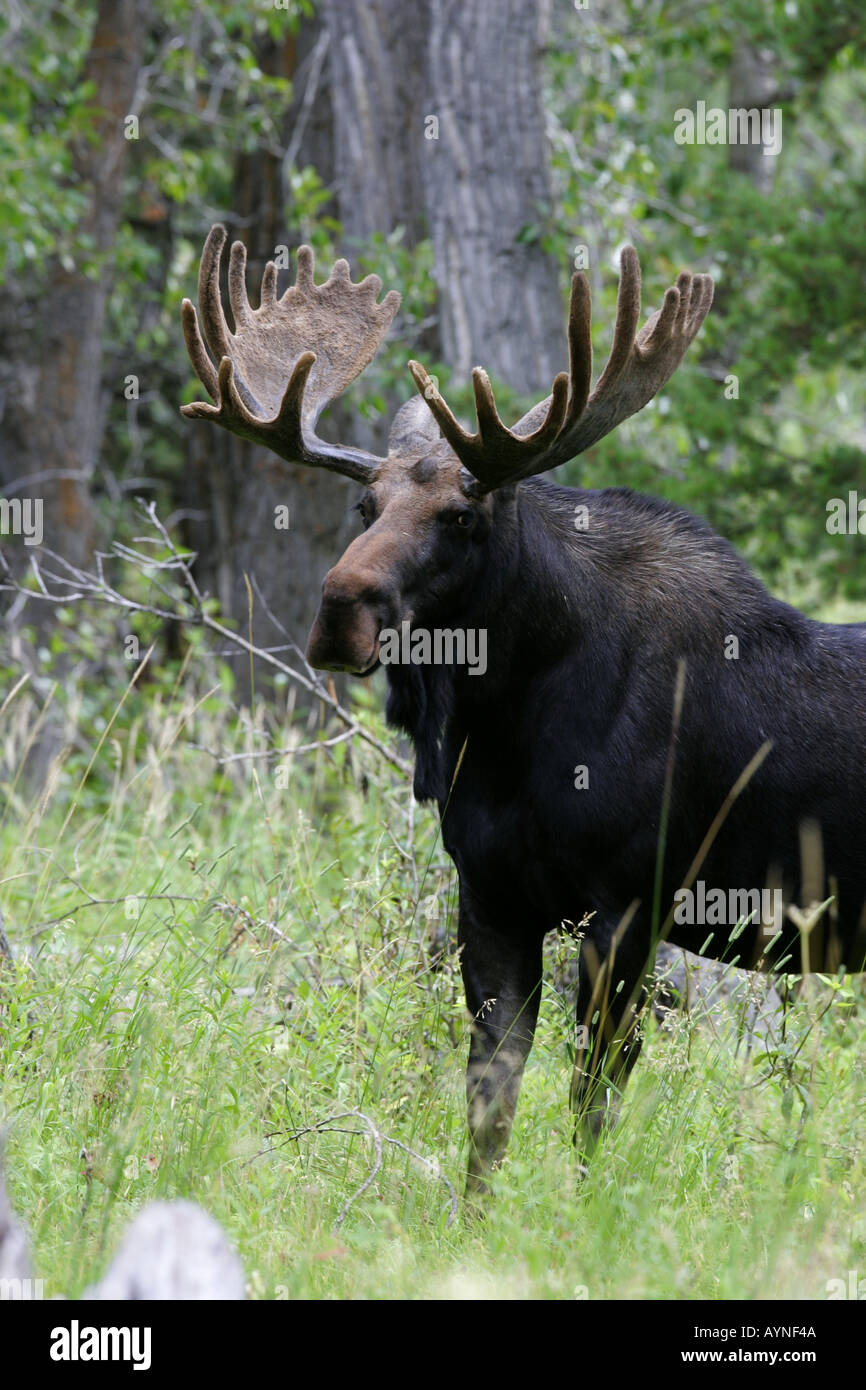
[570,929,652,1159]
[458,889,543,1202]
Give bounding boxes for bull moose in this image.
[181,226,866,1199]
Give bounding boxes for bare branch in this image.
[0,503,411,778]
[254,1108,458,1228]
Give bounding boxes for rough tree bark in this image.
[323,0,430,247]
[424,0,564,391]
[0,0,150,571]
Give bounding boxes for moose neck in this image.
[385,475,783,806]
[384,478,594,802]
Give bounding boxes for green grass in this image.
[1,665,864,1300]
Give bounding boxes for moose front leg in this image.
[570,929,652,1160]
[458,888,543,1203]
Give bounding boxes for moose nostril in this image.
[358,586,389,611]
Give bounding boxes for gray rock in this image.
[0,1168,32,1283]
[653,941,783,1047]
[85,1200,246,1301]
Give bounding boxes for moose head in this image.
[181,225,713,681]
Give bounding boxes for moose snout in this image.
[306,568,390,675]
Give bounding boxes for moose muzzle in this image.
[306,570,386,675]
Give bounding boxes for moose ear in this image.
[387,394,445,456]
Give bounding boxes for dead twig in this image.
[252,1108,458,1228]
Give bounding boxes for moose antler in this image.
[181,224,401,483]
[407,248,713,491]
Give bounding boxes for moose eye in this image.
[354,499,372,528]
[452,509,475,530]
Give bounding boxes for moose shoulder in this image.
[181,226,866,1201]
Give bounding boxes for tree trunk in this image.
[728,41,780,195]
[323,0,430,250]
[0,0,149,572]
[424,0,563,392]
